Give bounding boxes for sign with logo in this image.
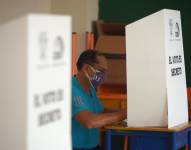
[126,9,188,128]
[0,14,72,150]
[28,15,71,150]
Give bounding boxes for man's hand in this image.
[74,109,127,129]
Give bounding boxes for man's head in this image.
[76,49,108,88]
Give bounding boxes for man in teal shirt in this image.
[72,50,127,150]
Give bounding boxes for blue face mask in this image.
[86,66,107,89]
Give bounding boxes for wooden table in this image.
[104,122,191,150]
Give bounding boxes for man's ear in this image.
[81,64,89,73]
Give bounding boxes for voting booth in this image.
[126,9,188,128]
[0,15,72,150]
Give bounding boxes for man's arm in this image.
[74,109,127,129]
[103,107,120,113]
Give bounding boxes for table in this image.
[104,122,191,150]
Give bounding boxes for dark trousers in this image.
[73,145,101,150]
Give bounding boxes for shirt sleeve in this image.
[94,95,104,113]
[72,90,90,118]
[91,87,103,113]
[97,99,104,113]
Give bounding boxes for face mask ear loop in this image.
[85,72,95,89]
[89,65,100,73]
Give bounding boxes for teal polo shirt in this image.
[72,76,103,149]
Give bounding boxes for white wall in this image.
[51,0,99,58]
[0,0,98,58]
[0,0,51,24]
[86,0,99,31]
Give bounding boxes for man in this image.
[72,49,127,150]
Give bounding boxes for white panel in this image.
[164,10,188,128]
[126,10,167,127]
[0,16,27,150]
[126,9,188,128]
[27,15,72,150]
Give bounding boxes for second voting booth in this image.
[126,9,188,128]
[0,15,72,150]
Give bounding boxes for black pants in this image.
[73,145,101,150]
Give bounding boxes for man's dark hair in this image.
[76,49,103,71]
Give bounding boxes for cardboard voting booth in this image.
[126,9,188,128]
[0,14,72,150]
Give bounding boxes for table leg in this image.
[188,131,191,150]
[105,130,112,150]
[124,136,128,150]
[171,133,176,150]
